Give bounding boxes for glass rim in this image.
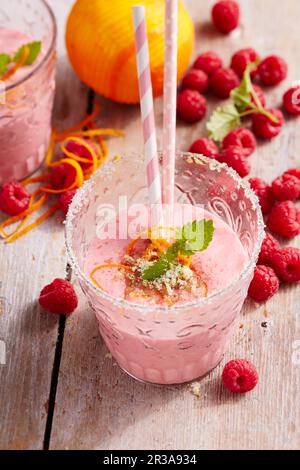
[65,152,265,313]
[4,0,57,92]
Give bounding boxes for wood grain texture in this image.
[0,0,88,450]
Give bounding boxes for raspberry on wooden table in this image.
[252,108,284,139]
[39,278,78,315]
[211,1,240,34]
[218,146,250,177]
[248,177,274,215]
[177,89,207,123]
[258,233,280,265]
[267,201,300,239]
[270,247,300,283]
[181,69,209,94]
[223,128,256,156]
[284,168,300,181]
[258,55,288,86]
[0,181,30,216]
[283,86,300,115]
[189,138,219,159]
[231,48,260,78]
[193,51,223,76]
[248,265,280,302]
[222,359,259,393]
[59,189,77,215]
[271,174,300,202]
[211,68,240,99]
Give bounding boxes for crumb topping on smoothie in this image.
[90,219,214,303]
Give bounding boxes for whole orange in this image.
[66,0,194,104]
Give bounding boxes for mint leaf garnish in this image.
[142,219,214,281]
[0,53,11,75]
[231,61,259,112]
[207,103,241,142]
[14,41,41,66]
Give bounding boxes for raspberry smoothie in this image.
[0,27,56,184]
[84,205,247,384]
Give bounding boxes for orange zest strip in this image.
[61,136,98,173]
[1,46,29,82]
[56,129,125,140]
[6,201,60,244]
[45,135,56,166]
[22,173,51,186]
[53,103,102,142]
[41,158,84,193]
[90,264,133,290]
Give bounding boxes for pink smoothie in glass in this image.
[0,28,55,184]
[84,205,247,383]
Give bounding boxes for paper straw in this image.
[162,0,178,206]
[132,5,163,226]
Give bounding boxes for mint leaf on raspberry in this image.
[231,61,259,111]
[207,103,241,142]
[14,41,41,66]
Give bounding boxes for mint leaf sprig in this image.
[142,219,214,281]
[207,62,279,142]
[0,41,41,77]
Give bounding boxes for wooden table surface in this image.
[0,0,300,450]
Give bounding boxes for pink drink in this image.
[0,0,56,184]
[84,206,247,383]
[66,153,264,385]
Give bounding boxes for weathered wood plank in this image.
[49,0,299,450]
[0,0,89,450]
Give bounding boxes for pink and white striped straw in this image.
[162,0,178,206]
[132,5,163,226]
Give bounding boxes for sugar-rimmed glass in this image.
[65,152,264,384]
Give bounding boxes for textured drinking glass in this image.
[0,0,56,184]
[66,152,264,384]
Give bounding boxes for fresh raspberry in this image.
[39,278,78,315]
[212,1,240,34]
[271,174,300,202]
[231,48,260,78]
[211,68,239,99]
[193,51,223,76]
[218,146,250,177]
[252,108,284,139]
[284,168,300,181]
[248,265,279,302]
[270,247,300,283]
[177,89,207,123]
[223,128,256,157]
[267,201,300,239]
[0,181,30,216]
[248,177,274,215]
[65,139,95,171]
[50,163,77,190]
[181,69,209,94]
[283,86,300,115]
[258,233,280,265]
[59,189,77,215]
[189,138,219,158]
[250,84,266,108]
[258,55,288,86]
[222,359,259,393]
